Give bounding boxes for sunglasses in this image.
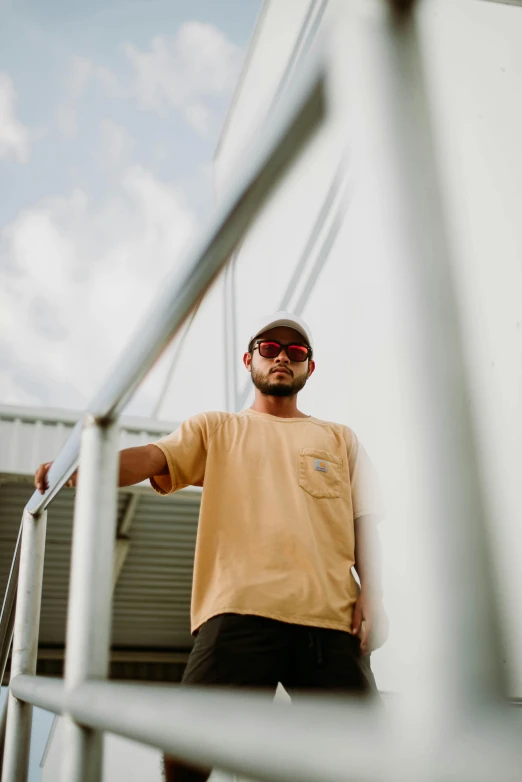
[252,340,312,363]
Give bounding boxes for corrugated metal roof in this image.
[0,404,200,682]
[0,403,179,476]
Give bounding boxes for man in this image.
[35,311,387,782]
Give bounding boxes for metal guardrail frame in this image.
[2,0,522,781]
[7,674,522,782]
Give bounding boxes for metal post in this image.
[152,306,199,420]
[1,508,47,782]
[339,0,507,733]
[0,612,14,697]
[0,523,22,687]
[60,415,120,782]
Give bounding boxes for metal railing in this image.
[1,1,522,781]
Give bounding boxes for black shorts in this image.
[181,613,377,696]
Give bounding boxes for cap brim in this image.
[251,319,312,347]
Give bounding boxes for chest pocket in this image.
[298,449,342,499]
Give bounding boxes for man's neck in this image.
[250,392,308,419]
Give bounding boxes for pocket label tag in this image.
[314,459,328,473]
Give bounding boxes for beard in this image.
[251,365,308,397]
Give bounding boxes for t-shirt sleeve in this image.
[150,412,218,495]
[343,427,384,521]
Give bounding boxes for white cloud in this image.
[97,119,136,171]
[0,72,30,162]
[56,56,123,138]
[54,23,242,141]
[123,22,243,137]
[0,165,196,410]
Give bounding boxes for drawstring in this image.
[307,630,324,667]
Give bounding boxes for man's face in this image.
[243,326,315,397]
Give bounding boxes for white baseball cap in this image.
[248,311,314,351]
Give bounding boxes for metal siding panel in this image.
[0,418,75,475]
[18,420,40,472]
[0,406,174,476]
[0,481,198,650]
[0,419,17,473]
[37,492,129,645]
[0,407,197,656]
[119,430,152,450]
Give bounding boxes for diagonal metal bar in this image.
[269,0,329,110]
[27,422,83,516]
[25,50,327,519]
[292,188,346,316]
[151,305,199,420]
[278,160,346,313]
[84,56,326,426]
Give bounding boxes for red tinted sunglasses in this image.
[253,340,312,362]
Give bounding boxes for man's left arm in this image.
[352,514,389,654]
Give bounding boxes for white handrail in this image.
[479,1,522,6]
[0,47,328,782]
[0,49,326,695]
[24,50,326,520]
[7,676,388,782]
[9,675,522,782]
[1,511,47,782]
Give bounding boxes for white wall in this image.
[214,0,522,695]
[214,0,316,197]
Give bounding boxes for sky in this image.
[0,0,260,420]
[0,2,260,778]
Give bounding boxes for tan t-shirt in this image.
[151,409,381,634]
